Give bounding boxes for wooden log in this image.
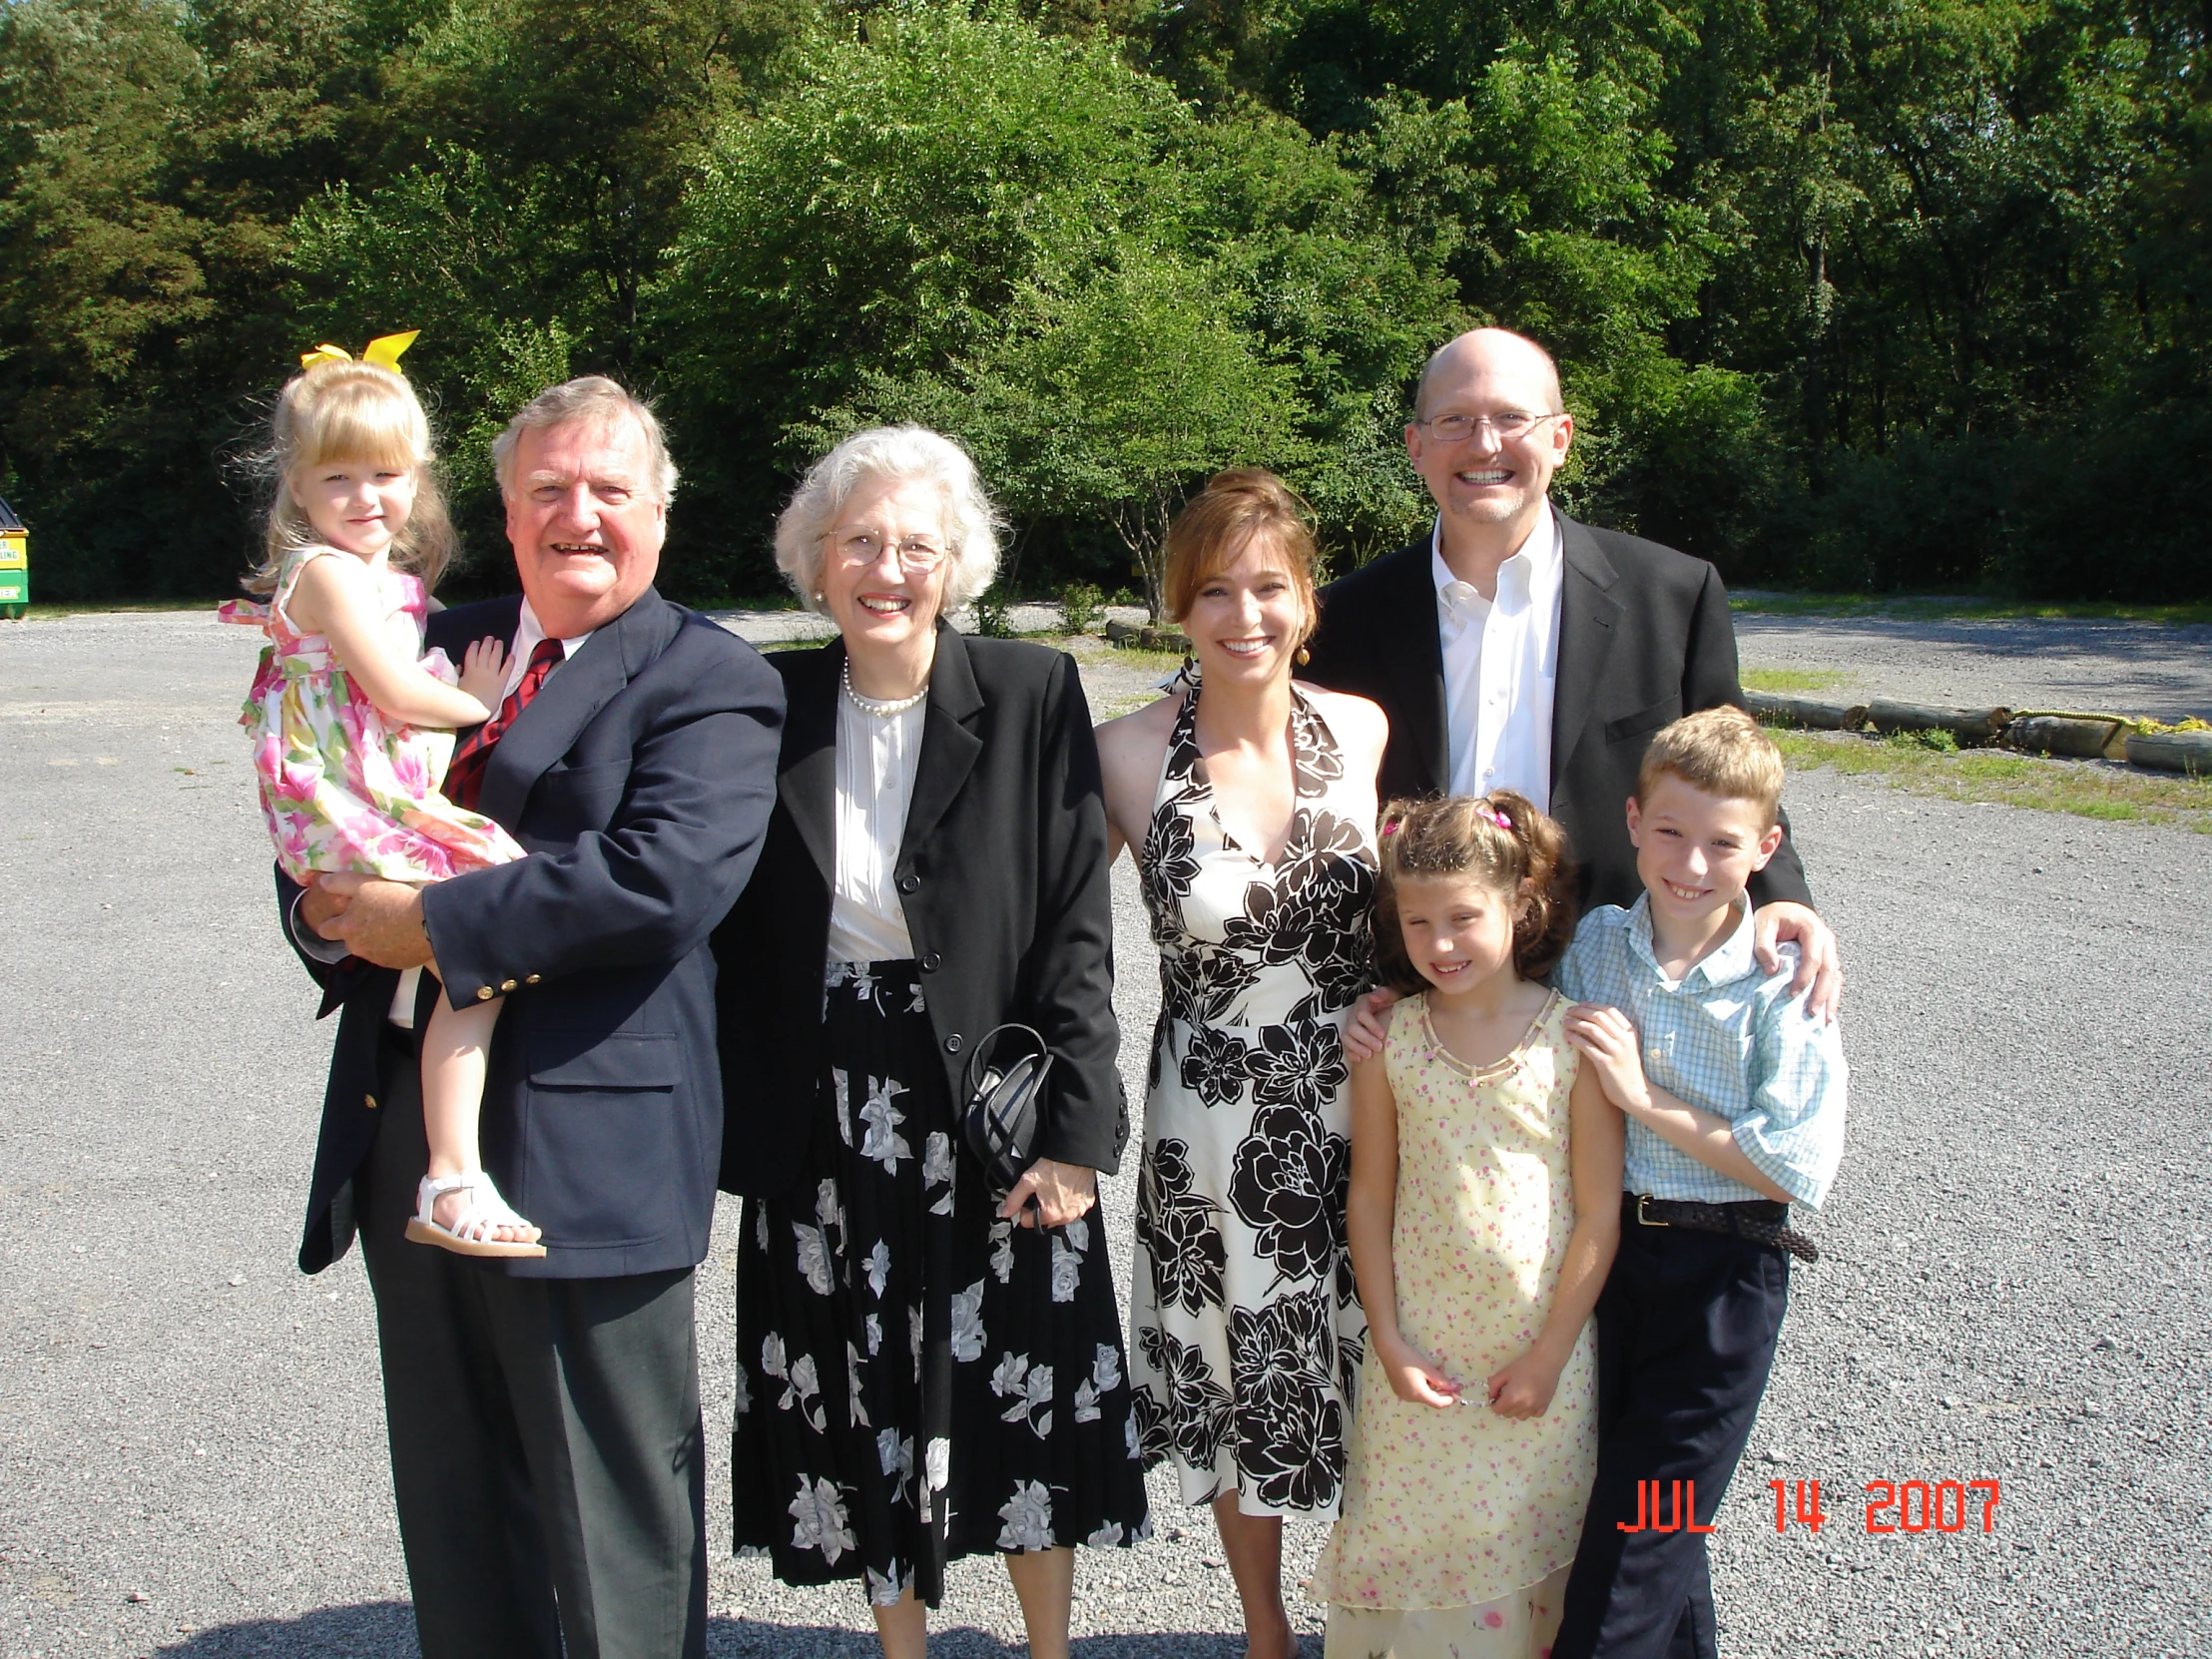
[1746,692,1869,731]
[2003,715,2127,760]
[1867,699,2010,744]
[1138,627,1192,654]
[2125,730,2212,776]
[1103,618,1140,643]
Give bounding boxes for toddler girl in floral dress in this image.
[222,335,540,1256]
[1310,793,1623,1658]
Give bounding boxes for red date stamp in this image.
[1766,1478,2000,1534]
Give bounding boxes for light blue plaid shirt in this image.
[1555,895,1848,1210]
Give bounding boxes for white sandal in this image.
[405,1171,547,1259]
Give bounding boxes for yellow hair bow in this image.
[298,330,420,372]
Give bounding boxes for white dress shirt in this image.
[827,685,927,963]
[1432,503,1564,809]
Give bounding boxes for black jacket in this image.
[280,588,785,1277]
[1302,515,1813,914]
[713,624,1126,1203]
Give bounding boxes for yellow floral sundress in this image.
[1309,989,1596,1659]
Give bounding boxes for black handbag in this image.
[961,1023,1054,1194]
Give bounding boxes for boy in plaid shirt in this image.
[1550,705,1847,1659]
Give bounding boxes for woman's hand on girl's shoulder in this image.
[1341,985,1401,1065]
[1375,1333,1460,1409]
[1486,1347,1566,1419]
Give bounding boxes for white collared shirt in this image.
[389,601,592,1026]
[1431,502,1563,808]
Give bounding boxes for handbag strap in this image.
[963,1022,1051,1100]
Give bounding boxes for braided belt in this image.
[1626,1193,1822,1264]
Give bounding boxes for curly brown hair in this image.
[1373,792,1579,991]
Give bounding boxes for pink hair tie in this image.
[1381,822,1400,837]
[1479,806,1511,830]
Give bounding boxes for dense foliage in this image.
[1,0,2205,604]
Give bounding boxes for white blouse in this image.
[827,679,927,964]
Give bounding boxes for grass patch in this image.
[1740,667,1854,694]
[1770,728,2212,832]
[1731,592,2212,626]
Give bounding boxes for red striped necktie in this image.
[444,636,564,812]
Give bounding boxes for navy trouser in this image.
[358,1030,708,1659]
[1551,1202,1791,1659]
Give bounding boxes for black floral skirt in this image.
[731,960,1150,1607]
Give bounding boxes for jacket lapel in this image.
[1551,515,1625,789]
[896,622,985,871]
[779,643,842,886]
[1381,539,1448,794]
[478,588,672,830]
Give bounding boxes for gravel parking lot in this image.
[2,610,2207,1658]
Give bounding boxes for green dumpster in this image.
[0,496,25,619]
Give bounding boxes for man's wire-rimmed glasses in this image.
[1412,410,1564,443]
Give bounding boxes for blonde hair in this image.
[247,359,455,594]
[1374,792,1579,990]
[1162,468,1320,648]
[775,425,1002,615]
[1636,706,1785,829]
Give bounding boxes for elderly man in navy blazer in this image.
[1303,327,1841,1011]
[286,377,784,1658]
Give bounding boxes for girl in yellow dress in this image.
[1311,794,1623,1658]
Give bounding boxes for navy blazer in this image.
[280,587,785,1278]
[1302,515,1814,914]
[712,625,1125,1204]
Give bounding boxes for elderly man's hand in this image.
[317,872,435,970]
[300,878,351,941]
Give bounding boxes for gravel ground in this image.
[1733,612,2212,723]
[2,610,2208,1658]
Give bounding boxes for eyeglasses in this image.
[1412,410,1563,443]
[830,532,947,574]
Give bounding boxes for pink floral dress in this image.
[219,545,522,884]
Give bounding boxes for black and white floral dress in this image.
[1130,687,1376,1517]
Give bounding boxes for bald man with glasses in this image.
[1303,327,1841,1014]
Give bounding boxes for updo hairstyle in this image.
[1373,791,1579,991]
[1161,467,1321,649]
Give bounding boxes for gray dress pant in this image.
[357,1028,708,1659]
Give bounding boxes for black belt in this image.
[1624,1192,1821,1263]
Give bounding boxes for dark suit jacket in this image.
[712,624,1125,1204]
[1302,515,1813,914]
[281,587,784,1278]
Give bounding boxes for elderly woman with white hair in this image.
[713,426,1147,1657]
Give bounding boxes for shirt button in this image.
[944,1033,963,1054]
[920,951,942,971]
[524,974,541,985]
[363,1093,378,1110]
[476,986,494,1001]
[897,873,920,895]
[499,979,518,993]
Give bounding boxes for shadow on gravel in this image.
[153,1602,418,1655]
[150,1610,1295,1659]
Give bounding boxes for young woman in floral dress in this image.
[1097,468,1387,1659]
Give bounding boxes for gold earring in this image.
[1296,646,1312,667]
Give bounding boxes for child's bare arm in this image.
[1346,1038,1459,1408]
[1561,1003,1795,1204]
[290,553,496,731]
[1488,1059,1624,1417]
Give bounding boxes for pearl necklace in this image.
[842,660,927,717]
